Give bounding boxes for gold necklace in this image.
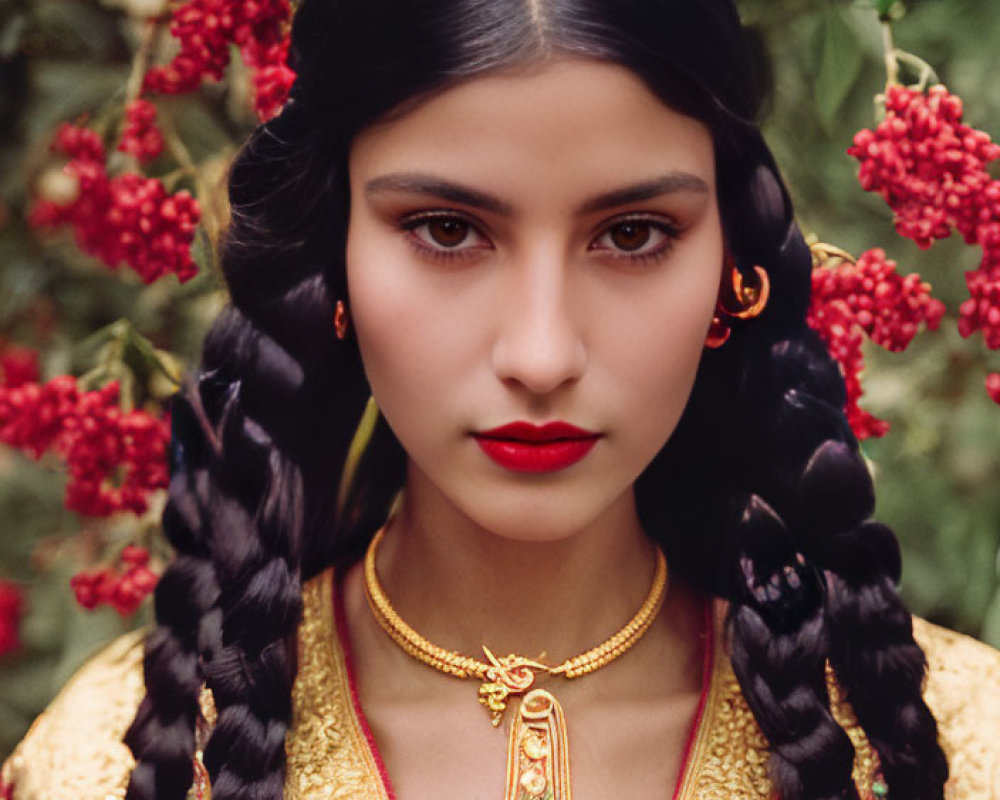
[363,524,669,800]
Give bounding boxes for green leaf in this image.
[190,226,218,277]
[814,9,865,131]
[874,0,905,21]
[74,319,129,362]
[983,587,1000,649]
[0,12,28,61]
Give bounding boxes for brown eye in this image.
[609,222,652,251]
[592,217,676,261]
[427,218,471,248]
[403,214,491,258]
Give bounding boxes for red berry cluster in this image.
[118,99,164,164]
[0,376,170,516]
[808,248,946,439]
[987,373,1000,404]
[0,344,40,388]
[962,249,1000,345]
[849,86,1000,248]
[50,122,105,165]
[29,124,200,284]
[849,85,1000,402]
[70,545,158,616]
[0,579,23,657]
[251,45,297,122]
[143,0,294,121]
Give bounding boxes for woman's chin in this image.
[445,482,639,546]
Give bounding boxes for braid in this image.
[124,104,375,799]
[126,310,310,800]
[713,329,862,800]
[718,340,862,800]
[123,390,221,800]
[197,333,303,799]
[759,347,948,799]
[722,163,948,797]
[799,443,949,799]
[728,496,859,800]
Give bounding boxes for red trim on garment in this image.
[333,572,398,800]
[669,600,715,800]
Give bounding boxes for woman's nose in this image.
[490,254,588,396]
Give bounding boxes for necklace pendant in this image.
[479,648,547,727]
[479,680,518,726]
[505,689,571,800]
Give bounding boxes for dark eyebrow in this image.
[365,173,513,216]
[364,170,710,217]
[577,172,710,214]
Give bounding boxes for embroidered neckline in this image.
[329,567,717,800]
[290,568,882,800]
[333,570,398,799]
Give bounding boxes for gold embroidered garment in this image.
[4,568,1000,799]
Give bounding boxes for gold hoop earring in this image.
[334,299,350,340]
[720,260,770,320]
[704,256,770,349]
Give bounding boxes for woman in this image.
[4,1,999,799]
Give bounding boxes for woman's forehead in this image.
[348,57,716,210]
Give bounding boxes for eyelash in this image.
[590,214,682,265]
[398,211,682,266]
[400,211,489,263]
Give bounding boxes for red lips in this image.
[471,421,601,473]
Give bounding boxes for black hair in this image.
[123,2,949,799]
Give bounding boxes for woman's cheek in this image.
[347,230,473,447]
[609,288,717,461]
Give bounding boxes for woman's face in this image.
[346,58,723,542]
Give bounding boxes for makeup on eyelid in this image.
[396,210,685,265]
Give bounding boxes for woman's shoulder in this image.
[912,616,1000,798]
[702,601,1000,798]
[1,629,146,800]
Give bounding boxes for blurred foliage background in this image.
[0,0,998,760]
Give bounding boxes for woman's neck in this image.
[373,471,661,665]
